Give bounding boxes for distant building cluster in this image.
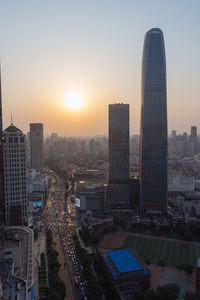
[169,126,200,155]
[45,133,108,162]
[1,26,200,300]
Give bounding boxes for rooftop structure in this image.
[197,258,200,268]
[168,175,195,193]
[75,181,107,213]
[0,226,34,299]
[73,168,106,181]
[105,249,147,279]
[98,247,150,299]
[82,213,113,233]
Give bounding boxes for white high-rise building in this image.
[3,123,27,225]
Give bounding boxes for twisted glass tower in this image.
[140,28,168,211]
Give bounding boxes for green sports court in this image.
[123,235,200,268]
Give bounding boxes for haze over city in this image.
[2,1,200,300]
[0,0,200,136]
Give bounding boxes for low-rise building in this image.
[97,248,150,299]
[0,226,35,300]
[27,169,46,202]
[73,168,106,181]
[75,181,107,213]
[82,213,113,234]
[168,175,195,196]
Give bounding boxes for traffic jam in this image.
[47,180,88,300]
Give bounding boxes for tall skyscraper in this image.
[190,126,197,144]
[189,126,198,154]
[140,28,168,212]
[183,132,188,153]
[30,123,44,171]
[0,66,5,233]
[108,103,130,211]
[3,123,27,225]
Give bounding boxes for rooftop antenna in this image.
[11,114,13,125]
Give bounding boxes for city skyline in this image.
[0,1,200,136]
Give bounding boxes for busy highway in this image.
[45,175,88,300]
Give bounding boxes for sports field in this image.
[123,235,200,268]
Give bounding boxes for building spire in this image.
[11,114,13,125]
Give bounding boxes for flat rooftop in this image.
[108,249,143,273]
[197,257,200,267]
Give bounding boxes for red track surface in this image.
[98,231,197,294]
[98,231,200,250]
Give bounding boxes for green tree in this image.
[47,290,62,300]
[176,264,184,272]
[184,264,194,276]
[134,283,180,300]
[134,289,156,300]
[145,259,151,265]
[184,291,200,300]
[156,283,180,300]
[158,260,167,268]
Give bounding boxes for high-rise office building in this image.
[189,126,198,154]
[30,123,44,171]
[140,28,168,212]
[183,132,188,153]
[3,123,27,225]
[108,103,130,211]
[190,126,197,144]
[171,130,176,138]
[0,66,5,234]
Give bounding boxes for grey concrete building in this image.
[30,123,44,171]
[108,103,130,211]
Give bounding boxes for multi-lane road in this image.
[45,175,88,300]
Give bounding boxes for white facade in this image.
[27,168,45,194]
[3,124,27,225]
[168,175,195,192]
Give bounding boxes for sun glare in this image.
[65,92,84,110]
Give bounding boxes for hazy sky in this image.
[0,0,200,136]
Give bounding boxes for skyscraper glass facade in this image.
[108,104,130,210]
[0,67,5,227]
[140,28,168,211]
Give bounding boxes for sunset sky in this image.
[0,0,200,136]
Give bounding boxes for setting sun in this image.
[65,92,84,110]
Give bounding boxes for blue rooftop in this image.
[108,249,144,273]
[197,258,200,267]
